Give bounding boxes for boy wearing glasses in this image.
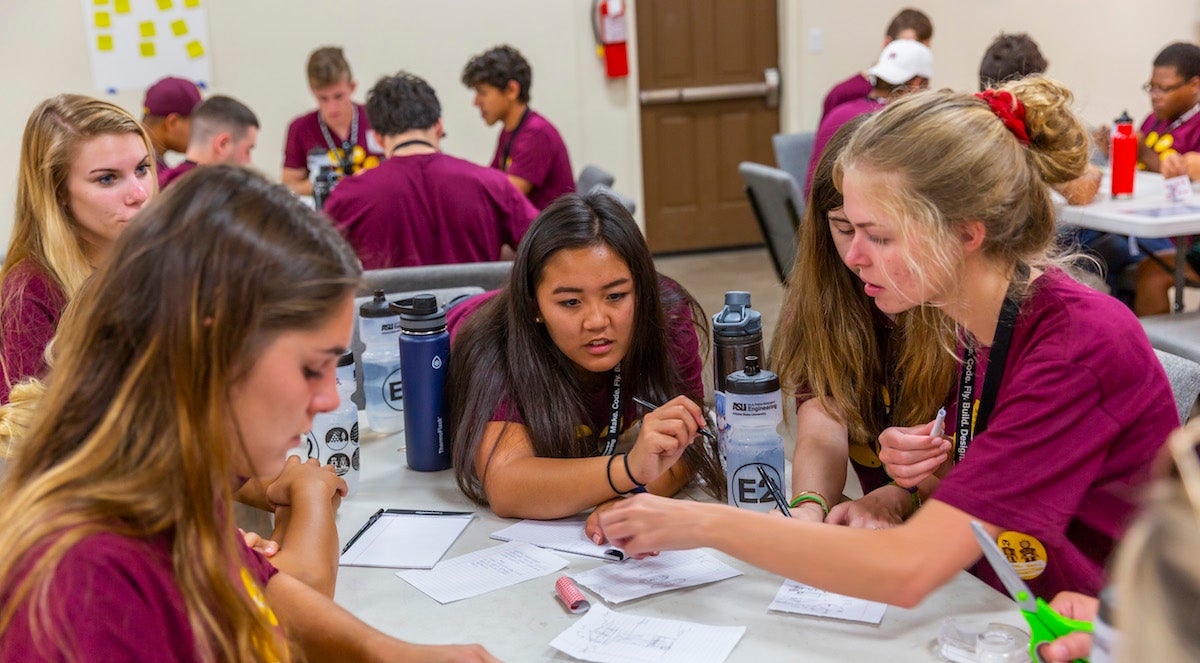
[1138,42,1200,176]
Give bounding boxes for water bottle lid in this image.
[713,291,762,336]
[725,355,780,394]
[359,289,399,318]
[337,349,354,367]
[394,294,447,332]
[1115,110,1133,125]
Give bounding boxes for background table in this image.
[1058,171,1200,312]
[331,431,1023,662]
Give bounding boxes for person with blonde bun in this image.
[600,77,1175,607]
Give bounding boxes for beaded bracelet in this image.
[788,490,829,516]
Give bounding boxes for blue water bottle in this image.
[395,294,451,471]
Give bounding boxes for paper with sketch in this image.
[550,603,745,663]
[768,579,887,624]
[491,517,626,561]
[569,550,742,603]
[396,541,567,604]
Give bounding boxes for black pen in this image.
[757,466,792,517]
[342,508,384,555]
[630,396,718,443]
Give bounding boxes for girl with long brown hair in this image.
[0,166,496,662]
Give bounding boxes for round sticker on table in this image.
[996,530,1047,580]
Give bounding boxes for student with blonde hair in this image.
[774,114,956,528]
[600,77,1175,606]
[0,166,496,662]
[1,94,154,404]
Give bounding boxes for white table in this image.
[329,432,1024,662]
[1058,170,1200,312]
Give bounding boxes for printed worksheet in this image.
[569,550,742,603]
[491,517,626,561]
[768,579,887,624]
[550,604,745,663]
[396,541,566,604]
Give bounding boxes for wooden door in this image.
[638,0,779,253]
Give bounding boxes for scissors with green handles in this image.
[969,521,1093,663]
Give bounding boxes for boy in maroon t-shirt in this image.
[281,46,383,196]
[462,45,575,211]
[819,8,933,125]
[159,95,259,190]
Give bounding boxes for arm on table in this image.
[600,494,994,608]
[477,395,701,520]
[267,571,498,662]
[789,398,851,522]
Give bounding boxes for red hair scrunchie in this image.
[975,89,1030,145]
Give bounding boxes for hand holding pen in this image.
[878,407,953,489]
[623,395,711,492]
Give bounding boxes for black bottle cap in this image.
[725,355,780,395]
[1115,110,1133,125]
[359,289,398,318]
[394,294,446,332]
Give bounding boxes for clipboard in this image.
[339,508,474,569]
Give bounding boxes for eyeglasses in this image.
[1142,78,1196,95]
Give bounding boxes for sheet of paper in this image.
[768,579,887,624]
[491,517,626,561]
[569,550,742,603]
[339,511,473,569]
[550,603,745,663]
[396,541,567,604]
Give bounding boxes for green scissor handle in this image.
[1023,595,1093,663]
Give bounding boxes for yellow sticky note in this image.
[170,19,187,36]
[97,35,113,51]
[139,21,155,37]
[94,11,110,28]
[157,0,173,9]
[93,0,109,5]
[114,0,130,13]
[140,42,156,57]
[184,0,200,6]
[186,40,204,59]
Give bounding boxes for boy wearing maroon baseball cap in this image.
[142,76,202,173]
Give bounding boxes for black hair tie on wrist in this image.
[622,452,646,490]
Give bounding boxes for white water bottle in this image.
[304,351,360,496]
[724,356,784,511]
[358,289,404,434]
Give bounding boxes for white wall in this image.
[781,0,1200,133]
[0,0,642,248]
[3,1,1200,250]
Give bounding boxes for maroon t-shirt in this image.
[821,73,872,124]
[0,260,66,404]
[324,152,538,270]
[806,96,886,195]
[0,531,278,661]
[1139,106,1200,161]
[158,159,198,189]
[489,110,575,210]
[933,269,1176,599]
[283,105,384,176]
[447,276,704,442]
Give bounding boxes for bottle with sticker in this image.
[303,350,360,496]
[712,291,764,457]
[359,289,404,434]
[1110,110,1136,198]
[723,355,785,511]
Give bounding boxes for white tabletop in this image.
[331,432,1023,662]
[1058,171,1200,238]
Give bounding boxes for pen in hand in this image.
[757,466,791,517]
[630,395,718,443]
[930,407,946,439]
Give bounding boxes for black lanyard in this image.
[954,269,1026,463]
[318,106,359,174]
[601,362,622,456]
[499,108,531,173]
[389,139,434,157]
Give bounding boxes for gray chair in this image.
[738,162,803,282]
[577,164,616,194]
[1141,311,1200,365]
[1154,349,1200,423]
[772,131,816,195]
[351,262,513,410]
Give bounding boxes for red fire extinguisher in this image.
[596,0,629,78]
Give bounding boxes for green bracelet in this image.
[788,491,829,516]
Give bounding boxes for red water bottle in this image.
[1111,110,1136,198]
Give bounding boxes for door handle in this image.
[639,66,782,107]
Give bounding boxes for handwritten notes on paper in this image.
[569,550,742,603]
[396,541,566,604]
[491,517,626,561]
[768,579,887,624]
[550,604,745,663]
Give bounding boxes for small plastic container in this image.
[937,618,1031,663]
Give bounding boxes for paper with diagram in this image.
[569,549,742,603]
[549,603,745,663]
[768,579,887,624]
[396,541,566,604]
